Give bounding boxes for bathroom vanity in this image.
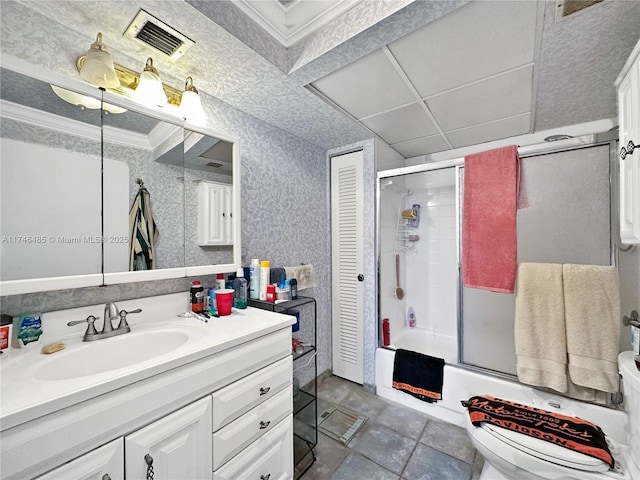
[0,294,295,480]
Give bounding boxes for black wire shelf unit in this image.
[247,296,317,479]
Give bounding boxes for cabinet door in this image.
[125,397,212,480]
[197,181,233,246]
[35,438,124,480]
[618,44,640,244]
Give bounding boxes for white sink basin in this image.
[34,328,193,380]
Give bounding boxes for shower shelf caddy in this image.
[395,204,420,252]
[247,295,317,479]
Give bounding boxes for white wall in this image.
[404,168,457,338]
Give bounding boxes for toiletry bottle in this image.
[266,284,276,303]
[190,281,204,313]
[407,307,416,328]
[249,258,260,300]
[208,288,217,314]
[12,313,43,348]
[215,273,226,290]
[260,260,270,300]
[233,268,248,309]
[290,278,298,300]
[383,318,390,346]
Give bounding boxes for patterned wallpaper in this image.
[0,13,333,379]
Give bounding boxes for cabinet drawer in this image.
[212,356,292,431]
[213,415,293,480]
[213,385,292,470]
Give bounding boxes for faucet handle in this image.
[67,315,99,336]
[117,308,141,332]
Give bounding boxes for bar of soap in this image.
[41,342,65,354]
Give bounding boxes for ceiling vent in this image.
[124,9,195,60]
[555,0,604,22]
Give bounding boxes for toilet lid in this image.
[481,423,611,472]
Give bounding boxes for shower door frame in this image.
[376,130,620,382]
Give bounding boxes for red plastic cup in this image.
[215,289,234,316]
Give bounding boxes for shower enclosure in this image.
[378,164,460,365]
[377,133,616,378]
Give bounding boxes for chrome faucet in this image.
[67,302,141,342]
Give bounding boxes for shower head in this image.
[380,178,410,195]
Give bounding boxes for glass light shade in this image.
[50,85,126,114]
[79,33,119,89]
[179,76,206,123]
[133,58,167,107]
[179,91,206,122]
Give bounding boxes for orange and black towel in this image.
[462,395,614,468]
[392,349,444,403]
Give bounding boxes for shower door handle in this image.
[357,274,364,281]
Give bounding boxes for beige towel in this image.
[563,264,621,393]
[515,263,568,393]
[284,264,316,290]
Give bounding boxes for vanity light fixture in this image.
[78,33,119,89]
[179,76,206,123]
[132,57,168,107]
[50,85,127,114]
[69,38,207,121]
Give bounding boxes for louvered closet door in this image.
[331,150,364,384]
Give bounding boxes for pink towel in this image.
[462,145,520,293]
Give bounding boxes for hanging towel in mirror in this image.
[129,187,159,271]
[392,349,444,403]
[462,145,520,293]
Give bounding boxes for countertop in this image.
[0,294,294,431]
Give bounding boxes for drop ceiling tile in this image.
[361,103,438,144]
[426,66,533,132]
[312,49,416,119]
[392,134,450,158]
[445,113,531,149]
[388,0,539,98]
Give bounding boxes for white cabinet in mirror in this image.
[0,55,241,295]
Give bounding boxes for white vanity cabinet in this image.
[125,397,212,480]
[198,181,234,246]
[1,309,294,480]
[616,39,640,244]
[34,438,124,480]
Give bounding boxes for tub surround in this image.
[0,292,295,479]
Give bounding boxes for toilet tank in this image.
[619,351,640,472]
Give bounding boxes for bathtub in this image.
[388,327,457,365]
[375,337,627,445]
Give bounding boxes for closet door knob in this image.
[357,274,364,281]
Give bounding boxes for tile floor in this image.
[300,375,484,480]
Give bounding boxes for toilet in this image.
[465,351,640,480]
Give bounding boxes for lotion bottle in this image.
[259,260,270,300]
[249,258,261,300]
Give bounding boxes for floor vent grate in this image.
[318,405,367,445]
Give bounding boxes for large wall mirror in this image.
[0,57,240,295]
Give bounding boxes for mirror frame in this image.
[0,54,241,295]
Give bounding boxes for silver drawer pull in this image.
[260,475,270,480]
[259,420,271,429]
[102,475,111,480]
[259,387,270,395]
